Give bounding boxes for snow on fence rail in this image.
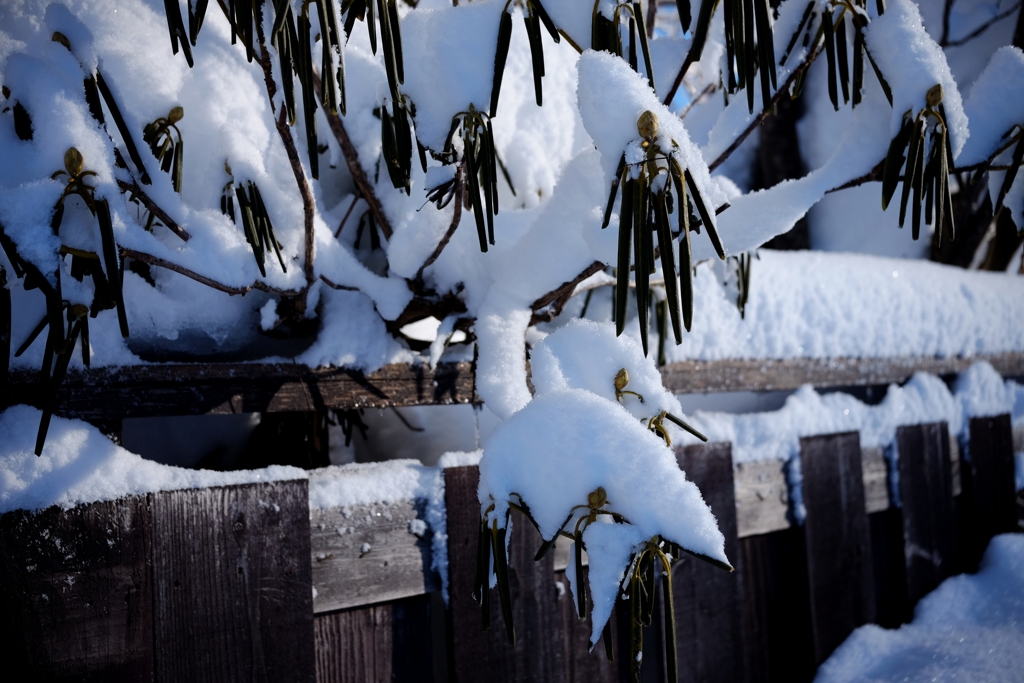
[2,350,1022,420]
[1,416,1018,682]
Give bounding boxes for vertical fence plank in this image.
[313,595,433,683]
[151,480,315,683]
[896,422,956,608]
[445,465,566,683]
[664,442,744,683]
[737,527,814,683]
[0,497,153,682]
[967,415,1017,563]
[557,571,618,683]
[800,432,875,665]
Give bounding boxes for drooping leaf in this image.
[882,114,912,210]
[490,9,514,117]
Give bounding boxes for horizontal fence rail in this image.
[1,415,1019,682]
[4,351,1023,420]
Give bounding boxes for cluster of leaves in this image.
[592,2,655,90]
[222,169,288,277]
[490,0,561,116]
[881,84,956,243]
[603,111,724,357]
[0,31,181,453]
[439,106,516,253]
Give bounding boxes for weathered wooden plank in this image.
[313,595,433,683]
[800,432,876,664]
[311,501,438,613]
[660,442,745,683]
[963,414,1018,568]
[736,528,815,683]
[0,497,153,682]
[444,465,566,683]
[734,459,790,538]
[555,571,618,683]
[2,362,475,420]
[151,480,315,683]
[896,423,957,608]
[661,351,1024,394]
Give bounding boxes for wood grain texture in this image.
[311,501,438,613]
[800,432,876,664]
[669,442,745,683]
[660,352,1024,394]
[555,570,618,683]
[896,423,956,607]
[2,362,475,420]
[0,497,153,682]
[151,480,315,683]
[313,595,433,683]
[963,414,1017,568]
[444,465,566,683]
[734,459,791,538]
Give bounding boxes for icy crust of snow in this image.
[479,321,727,641]
[864,0,968,157]
[478,387,726,638]
[663,250,1024,362]
[958,47,1024,166]
[0,405,305,514]
[815,534,1024,683]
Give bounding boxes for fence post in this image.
[895,422,956,610]
[150,479,315,682]
[665,442,744,683]
[961,414,1017,570]
[0,496,153,680]
[444,465,566,683]
[800,432,875,665]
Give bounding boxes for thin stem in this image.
[115,179,191,241]
[708,45,824,173]
[944,1,1022,47]
[312,71,395,241]
[416,163,465,278]
[120,247,302,296]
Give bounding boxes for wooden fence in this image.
[1,414,1019,683]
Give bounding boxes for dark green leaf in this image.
[662,556,678,683]
[491,523,515,645]
[664,411,708,441]
[852,27,864,107]
[656,191,682,344]
[684,168,724,259]
[780,1,814,67]
[96,71,152,185]
[531,0,560,42]
[743,0,756,113]
[633,3,655,90]
[994,133,1024,215]
[14,313,48,358]
[679,187,693,332]
[675,0,692,32]
[900,119,925,228]
[387,0,404,84]
[835,14,849,104]
[603,155,627,229]
[95,199,128,338]
[882,114,912,210]
[526,11,545,107]
[162,0,194,67]
[490,10,514,117]
[911,126,925,240]
[616,173,634,335]
[823,8,838,111]
[574,526,587,619]
[689,0,717,61]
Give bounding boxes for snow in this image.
[958,47,1024,167]
[479,320,727,642]
[0,405,305,514]
[816,534,1024,683]
[663,251,1024,362]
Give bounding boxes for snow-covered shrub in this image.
[1,0,1022,676]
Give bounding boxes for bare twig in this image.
[416,164,465,279]
[709,47,823,173]
[319,274,358,291]
[825,160,886,194]
[940,0,955,46]
[945,2,1022,47]
[678,83,716,121]
[335,193,362,238]
[120,247,301,296]
[254,45,316,288]
[116,179,191,242]
[662,54,695,107]
[312,72,395,241]
[530,261,604,313]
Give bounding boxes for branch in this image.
[941,0,954,46]
[662,53,696,108]
[312,72,395,241]
[416,164,465,279]
[679,83,716,121]
[256,45,316,289]
[708,46,823,173]
[825,159,886,194]
[945,2,1022,47]
[116,179,191,242]
[530,260,604,313]
[120,247,301,297]
[319,274,358,291]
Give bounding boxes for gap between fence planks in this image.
[4,351,1022,420]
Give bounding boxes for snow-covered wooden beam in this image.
[659,351,1024,394]
[4,352,1021,421]
[1,361,476,420]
